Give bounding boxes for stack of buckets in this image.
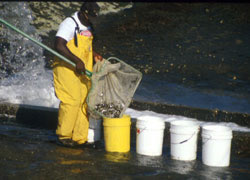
[100,114,233,167]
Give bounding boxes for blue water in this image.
[135,74,250,114]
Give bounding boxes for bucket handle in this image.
[171,132,196,144]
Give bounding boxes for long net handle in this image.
[0,17,92,77]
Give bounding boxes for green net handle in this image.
[0,17,92,77]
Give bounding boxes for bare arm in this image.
[54,37,85,75]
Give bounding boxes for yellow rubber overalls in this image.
[53,20,93,144]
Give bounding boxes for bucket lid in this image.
[136,115,165,128]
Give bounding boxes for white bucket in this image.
[202,125,232,167]
[87,118,102,143]
[136,116,165,156]
[170,120,199,161]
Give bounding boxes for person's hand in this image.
[75,60,86,75]
[93,52,103,62]
[94,54,103,62]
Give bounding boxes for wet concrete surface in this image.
[0,104,250,179]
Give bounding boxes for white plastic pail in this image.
[202,125,232,167]
[136,116,165,156]
[87,118,102,143]
[170,120,199,161]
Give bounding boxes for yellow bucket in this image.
[103,114,131,152]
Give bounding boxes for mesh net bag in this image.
[87,57,142,119]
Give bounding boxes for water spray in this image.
[0,17,92,77]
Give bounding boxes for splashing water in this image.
[0,2,59,107]
[0,2,135,108]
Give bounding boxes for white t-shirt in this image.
[56,11,89,42]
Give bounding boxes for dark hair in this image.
[80,2,100,17]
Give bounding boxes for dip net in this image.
[87,57,142,119]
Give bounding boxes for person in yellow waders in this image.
[53,2,103,147]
